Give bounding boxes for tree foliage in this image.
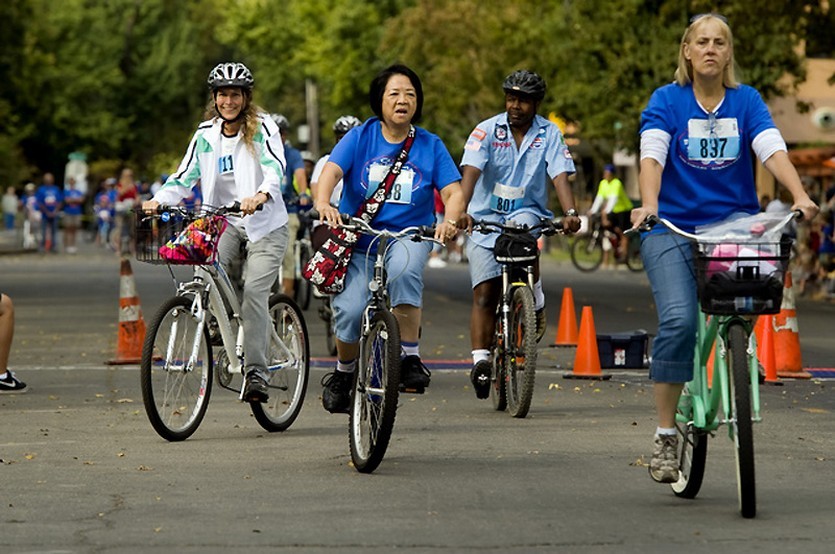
[1,0,830,186]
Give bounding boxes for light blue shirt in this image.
[461,112,575,247]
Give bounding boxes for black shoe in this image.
[400,355,431,394]
[470,360,491,399]
[243,373,269,403]
[321,371,353,414]
[0,370,27,394]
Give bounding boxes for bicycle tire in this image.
[491,307,507,411]
[350,310,401,473]
[728,322,756,518]
[625,238,644,272]
[570,235,604,272]
[141,295,213,441]
[671,408,708,498]
[322,298,338,356]
[295,242,313,311]
[250,294,310,432]
[505,287,537,418]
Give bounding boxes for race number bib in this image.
[686,117,740,163]
[490,182,525,214]
[218,155,234,175]
[367,164,415,205]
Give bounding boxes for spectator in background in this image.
[2,186,18,231]
[62,176,85,254]
[36,172,62,253]
[22,183,41,249]
[113,168,139,256]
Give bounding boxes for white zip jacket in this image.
[154,113,288,243]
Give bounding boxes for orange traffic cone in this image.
[758,314,782,385]
[564,306,611,380]
[773,273,811,379]
[553,287,578,346]
[108,256,146,365]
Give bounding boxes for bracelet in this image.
[446,219,457,226]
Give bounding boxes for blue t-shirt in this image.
[460,113,575,247]
[641,83,775,232]
[36,184,63,218]
[62,188,85,216]
[329,117,461,250]
[281,143,305,213]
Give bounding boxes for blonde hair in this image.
[204,90,264,156]
[674,14,739,88]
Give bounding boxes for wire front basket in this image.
[693,237,791,315]
[135,209,228,265]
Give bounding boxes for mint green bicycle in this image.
[641,211,796,518]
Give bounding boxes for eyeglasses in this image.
[690,12,728,25]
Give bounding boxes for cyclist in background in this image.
[630,14,817,484]
[459,69,580,400]
[272,114,311,298]
[310,115,362,206]
[588,163,633,267]
[143,62,289,404]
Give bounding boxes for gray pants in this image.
[217,224,289,380]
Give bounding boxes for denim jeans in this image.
[217,224,289,380]
[641,231,699,383]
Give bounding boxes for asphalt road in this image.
[1,241,834,552]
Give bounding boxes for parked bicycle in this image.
[471,216,564,418]
[571,213,643,272]
[135,204,310,441]
[310,210,438,473]
[635,210,798,518]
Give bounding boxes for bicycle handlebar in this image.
[632,210,801,241]
[307,209,437,241]
[470,217,565,236]
[137,202,262,220]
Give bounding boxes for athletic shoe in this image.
[427,256,447,268]
[535,309,547,343]
[321,371,353,414]
[243,373,269,403]
[470,360,491,399]
[0,371,27,393]
[400,355,431,393]
[649,434,680,483]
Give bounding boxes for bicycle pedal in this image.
[399,384,425,394]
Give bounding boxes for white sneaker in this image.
[427,257,447,268]
[649,434,679,483]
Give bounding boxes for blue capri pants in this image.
[641,230,699,383]
[332,238,432,344]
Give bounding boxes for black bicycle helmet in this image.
[270,113,290,131]
[333,115,361,133]
[207,62,255,90]
[502,70,546,101]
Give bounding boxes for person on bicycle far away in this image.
[588,163,633,267]
[314,64,465,414]
[458,69,581,400]
[143,61,290,404]
[629,14,818,484]
[310,115,363,207]
[272,113,311,299]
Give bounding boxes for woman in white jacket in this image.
[143,62,289,403]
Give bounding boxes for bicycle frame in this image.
[683,311,760,435]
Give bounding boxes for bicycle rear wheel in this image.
[250,294,310,432]
[671,401,708,498]
[141,296,213,441]
[320,297,338,356]
[505,287,537,418]
[625,237,644,272]
[728,322,756,518]
[350,310,401,473]
[570,235,604,272]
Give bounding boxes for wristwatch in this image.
[565,208,578,217]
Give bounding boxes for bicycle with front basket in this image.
[312,211,438,473]
[638,211,798,518]
[471,217,564,418]
[135,204,310,441]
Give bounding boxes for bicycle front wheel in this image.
[672,408,708,498]
[728,322,756,518]
[350,310,401,473]
[570,235,604,272]
[505,287,537,418]
[141,296,213,441]
[251,294,310,432]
